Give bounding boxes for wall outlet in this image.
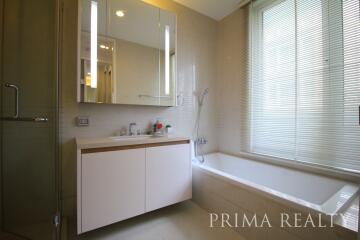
[76,116,90,127]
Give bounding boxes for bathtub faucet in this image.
[196,137,208,145]
[195,137,207,163]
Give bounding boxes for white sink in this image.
[109,135,153,141]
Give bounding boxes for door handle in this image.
[2,83,48,123]
[4,83,19,118]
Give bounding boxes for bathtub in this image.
[192,153,359,216]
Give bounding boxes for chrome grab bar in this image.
[1,117,49,122]
[4,83,19,118]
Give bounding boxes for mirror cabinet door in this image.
[78,0,177,106]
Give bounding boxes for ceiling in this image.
[173,0,245,21]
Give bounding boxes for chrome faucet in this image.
[196,137,208,145]
[129,122,137,136]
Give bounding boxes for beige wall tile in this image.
[216,7,249,155]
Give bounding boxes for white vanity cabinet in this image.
[80,149,146,233]
[77,138,191,234]
[146,144,192,212]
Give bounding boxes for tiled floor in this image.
[68,201,245,240]
[0,221,53,240]
[0,232,26,240]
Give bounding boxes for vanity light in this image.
[116,10,125,18]
[90,1,98,89]
[165,25,170,95]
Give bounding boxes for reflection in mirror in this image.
[78,0,177,106]
[80,33,115,103]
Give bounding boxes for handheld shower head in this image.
[202,88,209,96]
[201,88,209,97]
[198,88,209,106]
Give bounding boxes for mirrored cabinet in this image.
[77,0,177,106]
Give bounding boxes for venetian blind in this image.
[249,0,360,172]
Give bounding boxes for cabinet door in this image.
[81,149,145,233]
[146,144,192,212]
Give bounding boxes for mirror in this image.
[78,0,177,106]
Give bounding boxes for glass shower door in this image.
[0,0,60,239]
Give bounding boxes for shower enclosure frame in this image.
[0,0,3,233]
[0,0,63,239]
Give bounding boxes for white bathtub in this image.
[192,153,359,215]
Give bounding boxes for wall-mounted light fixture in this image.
[90,1,98,89]
[165,25,170,95]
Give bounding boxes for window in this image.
[250,0,360,172]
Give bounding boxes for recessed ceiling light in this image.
[116,10,125,17]
[100,44,106,49]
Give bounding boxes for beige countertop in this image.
[76,135,191,150]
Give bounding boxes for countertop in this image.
[76,135,191,150]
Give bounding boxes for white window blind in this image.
[250,0,360,172]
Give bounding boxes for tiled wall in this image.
[216,7,249,155]
[61,0,218,216]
